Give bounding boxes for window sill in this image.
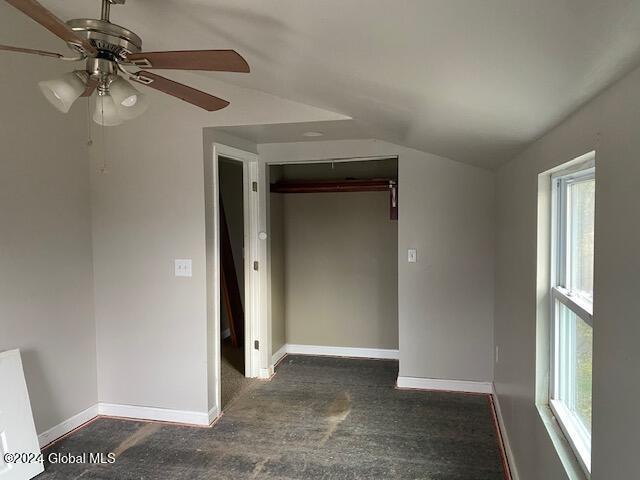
[536,403,589,480]
[549,400,591,475]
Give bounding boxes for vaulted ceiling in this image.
[20,1,640,168]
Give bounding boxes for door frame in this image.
[212,143,263,411]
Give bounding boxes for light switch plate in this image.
[408,248,417,263]
[175,259,192,277]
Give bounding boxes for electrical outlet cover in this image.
[175,259,192,277]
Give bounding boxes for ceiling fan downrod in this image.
[100,0,125,23]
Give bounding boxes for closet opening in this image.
[268,157,399,366]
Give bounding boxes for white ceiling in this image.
[27,1,640,168]
[215,120,372,145]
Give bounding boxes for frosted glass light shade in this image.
[93,95,123,126]
[109,77,148,120]
[38,72,85,113]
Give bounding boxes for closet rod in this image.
[270,178,396,194]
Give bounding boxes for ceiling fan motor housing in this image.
[66,17,142,93]
[66,18,142,60]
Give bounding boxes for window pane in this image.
[555,301,593,434]
[568,178,595,300]
[575,314,593,432]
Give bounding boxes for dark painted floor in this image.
[38,355,506,479]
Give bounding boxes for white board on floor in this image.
[0,349,44,479]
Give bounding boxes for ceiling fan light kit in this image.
[109,77,148,119]
[38,71,86,113]
[93,94,123,126]
[3,0,250,125]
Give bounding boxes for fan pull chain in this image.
[99,95,108,175]
[86,98,93,147]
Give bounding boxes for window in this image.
[550,164,595,475]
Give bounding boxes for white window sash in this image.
[551,167,595,294]
[552,286,593,328]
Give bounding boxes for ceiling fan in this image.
[1,0,250,125]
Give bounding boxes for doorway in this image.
[210,143,261,415]
[218,156,250,409]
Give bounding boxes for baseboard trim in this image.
[272,344,287,365]
[98,403,210,426]
[38,404,99,448]
[38,402,214,448]
[491,385,519,480]
[286,344,399,360]
[396,376,493,394]
[259,365,275,379]
[208,407,221,425]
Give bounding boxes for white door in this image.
[0,350,44,479]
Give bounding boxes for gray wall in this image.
[269,193,286,353]
[495,63,640,479]
[282,191,398,349]
[0,4,97,434]
[398,152,495,382]
[90,103,210,414]
[259,140,495,382]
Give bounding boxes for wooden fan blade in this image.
[5,0,96,55]
[127,50,250,73]
[0,43,63,58]
[131,72,230,111]
[81,76,99,97]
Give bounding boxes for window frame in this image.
[549,163,595,477]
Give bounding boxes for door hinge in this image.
[253,261,259,271]
[254,340,260,350]
[252,181,258,192]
